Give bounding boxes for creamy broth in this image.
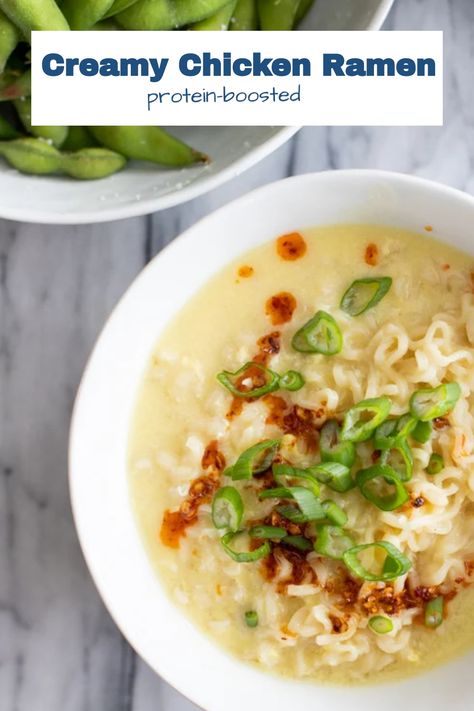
[129,224,474,683]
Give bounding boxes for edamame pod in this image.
[257,0,301,30]
[62,126,97,152]
[0,136,126,179]
[117,0,231,30]
[0,0,69,33]
[90,126,208,167]
[14,96,69,147]
[0,137,62,174]
[230,0,258,29]
[61,0,115,30]
[0,9,19,73]
[190,0,237,30]
[0,114,20,139]
[63,147,126,179]
[103,0,140,18]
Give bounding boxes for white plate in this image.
[70,169,474,711]
[0,0,394,224]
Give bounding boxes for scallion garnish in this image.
[217,362,280,398]
[341,396,391,443]
[283,535,313,551]
[321,499,348,527]
[411,419,433,444]
[343,541,412,581]
[276,504,308,524]
[314,524,355,560]
[273,462,321,496]
[340,277,392,316]
[244,610,259,628]
[229,439,280,480]
[368,615,393,634]
[426,452,444,475]
[380,439,413,482]
[259,486,325,522]
[319,419,356,468]
[356,464,409,510]
[409,382,461,421]
[249,525,287,540]
[425,596,444,628]
[212,487,244,531]
[220,531,271,563]
[291,310,343,355]
[279,370,305,392]
[308,461,354,493]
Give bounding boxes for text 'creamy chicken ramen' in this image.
[129,224,474,683]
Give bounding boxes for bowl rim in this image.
[69,168,474,710]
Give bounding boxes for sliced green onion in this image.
[217,362,280,398]
[291,310,343,355]
[249,525,287,540]
[230,439,280,480]
[276,504,308,524]
[368,615,394,634]
[259,486,325,521]
[356,465,409,510]
[244,610,259,628]
[380,439,413,482]
[273,463,320,496]
[283,535,313,551]
[425,596,444,628]
[374,415,416,450]
[320,419,356,468]
[308,462,354,493]
[280,370,305,392]
[220,531,271,563]
[212,487,244,531]
[343,541,412,581]
[409,382,461,421]
[321,499,348,526]
[426,453,444,475]
[341,396,391,443]
[411,419,433,444]
[340,277,392,316]
[314,524,355,560]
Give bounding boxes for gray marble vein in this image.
[1,0,474,709]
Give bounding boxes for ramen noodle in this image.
[129,224,474,683]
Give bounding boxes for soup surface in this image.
[129,224,474,683]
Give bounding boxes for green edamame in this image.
[89,126,208,167]
[0,136,126,179]
[63,147,127,179]
[14,96,69,147]
[230,0,258,30]
[258,0,301,29]
[190,1,237,30]
[0,137,62,174]
[117,0,231,30]
[61,126,97,152]
[0,0,69,34]
[103,0,140,18]
[61,0,115,30]
[0,9,19,74]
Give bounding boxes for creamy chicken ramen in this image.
[129,224,474,683]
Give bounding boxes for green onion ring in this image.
[229,439,280,480]
[212,486,244,531]
[308,461,354,493]
[291,310,343,355]
[220,531,271,563]
[368,615,394,634]
[249,525,287,540]
[425,596,444,628]
[341,396,392,443]
[279,370,305,392]
[340,277,392,317]
[217,361,280,398]
[320,419,356,468]
[409,382,461,421]
[356,465,409,511]
[343,541,412,581]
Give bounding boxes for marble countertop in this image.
[1,0,474,709]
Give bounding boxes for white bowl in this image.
[0,0,393,224]
[70,169,474,711]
